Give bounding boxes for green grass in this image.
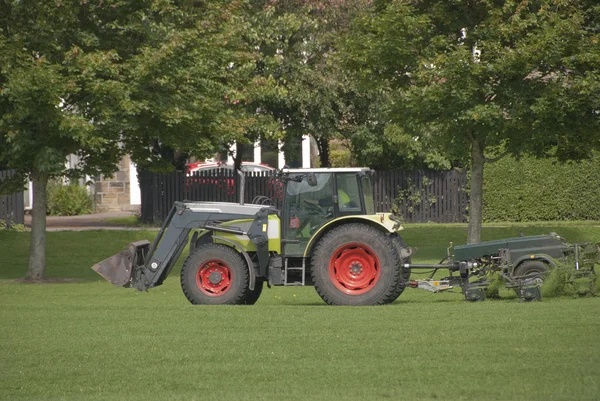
[102,215,141,226]
[1,225,599,401]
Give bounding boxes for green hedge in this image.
[483,153,600,222]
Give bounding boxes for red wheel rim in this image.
[329,243,380,295]
[196,259,232,296]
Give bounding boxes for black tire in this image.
[512,260,549,286]
[180,243,249,305]
[389,234,412,303]
[311,223,402,306]
[243,279,264,305]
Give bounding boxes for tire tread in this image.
[180,243,249,305]
[311,223,402,306]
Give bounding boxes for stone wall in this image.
[94,155,134,212]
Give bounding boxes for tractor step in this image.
[284,258,306,286]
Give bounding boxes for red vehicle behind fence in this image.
[184,162,280,204]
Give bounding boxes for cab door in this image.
[282,173,335,256]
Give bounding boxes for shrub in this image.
[47,182,94,216]
[329,149,352,167]
[0,220,26,231]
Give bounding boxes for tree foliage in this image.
[0,0,130,186]
[120,0,273,172]
[240,0,370,167]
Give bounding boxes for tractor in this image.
[93,168,412,306]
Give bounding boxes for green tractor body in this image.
[93,168,411,306]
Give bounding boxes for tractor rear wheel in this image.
[389,234,411,303]
[181,243,249,305]
[311,223,401,306]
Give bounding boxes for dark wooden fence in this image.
[139,169,468,224]
[0,170,25,226]
[372,170,468,223]
[139,169,284,223]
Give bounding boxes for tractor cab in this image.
[280,168,375,256]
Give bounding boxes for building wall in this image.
[94,155,136,213]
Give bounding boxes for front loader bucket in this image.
[92,240,150,287]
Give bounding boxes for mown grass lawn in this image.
[1,224,599,401]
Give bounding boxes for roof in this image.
[282,168,371,173]
[187,161,275,172]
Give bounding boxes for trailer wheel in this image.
[181,243,249,305]
[243,279,264,305]
[513,260,549,286]
[311,223,401,306]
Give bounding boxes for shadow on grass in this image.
[10,277,86,284]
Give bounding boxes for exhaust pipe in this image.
[238,169,245,205]
[92,240,150,287]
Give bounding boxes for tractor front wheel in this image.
[311,223,402,305]
[243,279,264,305]
[181,243,249,305]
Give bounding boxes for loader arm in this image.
[92,201,276,291]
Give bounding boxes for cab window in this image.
[360,174,375,215]
[336,173,362,213]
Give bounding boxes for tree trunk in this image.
[26,172,49,281]
[233,142,243,171]
[317,137,330,168]
[233,143,244,201]
[467,138,485,244]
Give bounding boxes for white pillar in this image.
[85,175,92,194]
[227,142,236,164]
[278,141,286,169]
[302,135,311,168]
[129,159,141,205]
[27,180,33,209]
[254,139,261,164]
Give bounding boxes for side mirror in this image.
[307,173,318,186]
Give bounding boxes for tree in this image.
[240,0,370,167]
[344,0,600,242]
[0,0,134,279]
[119,1,267,173]
[0,0,258,279]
